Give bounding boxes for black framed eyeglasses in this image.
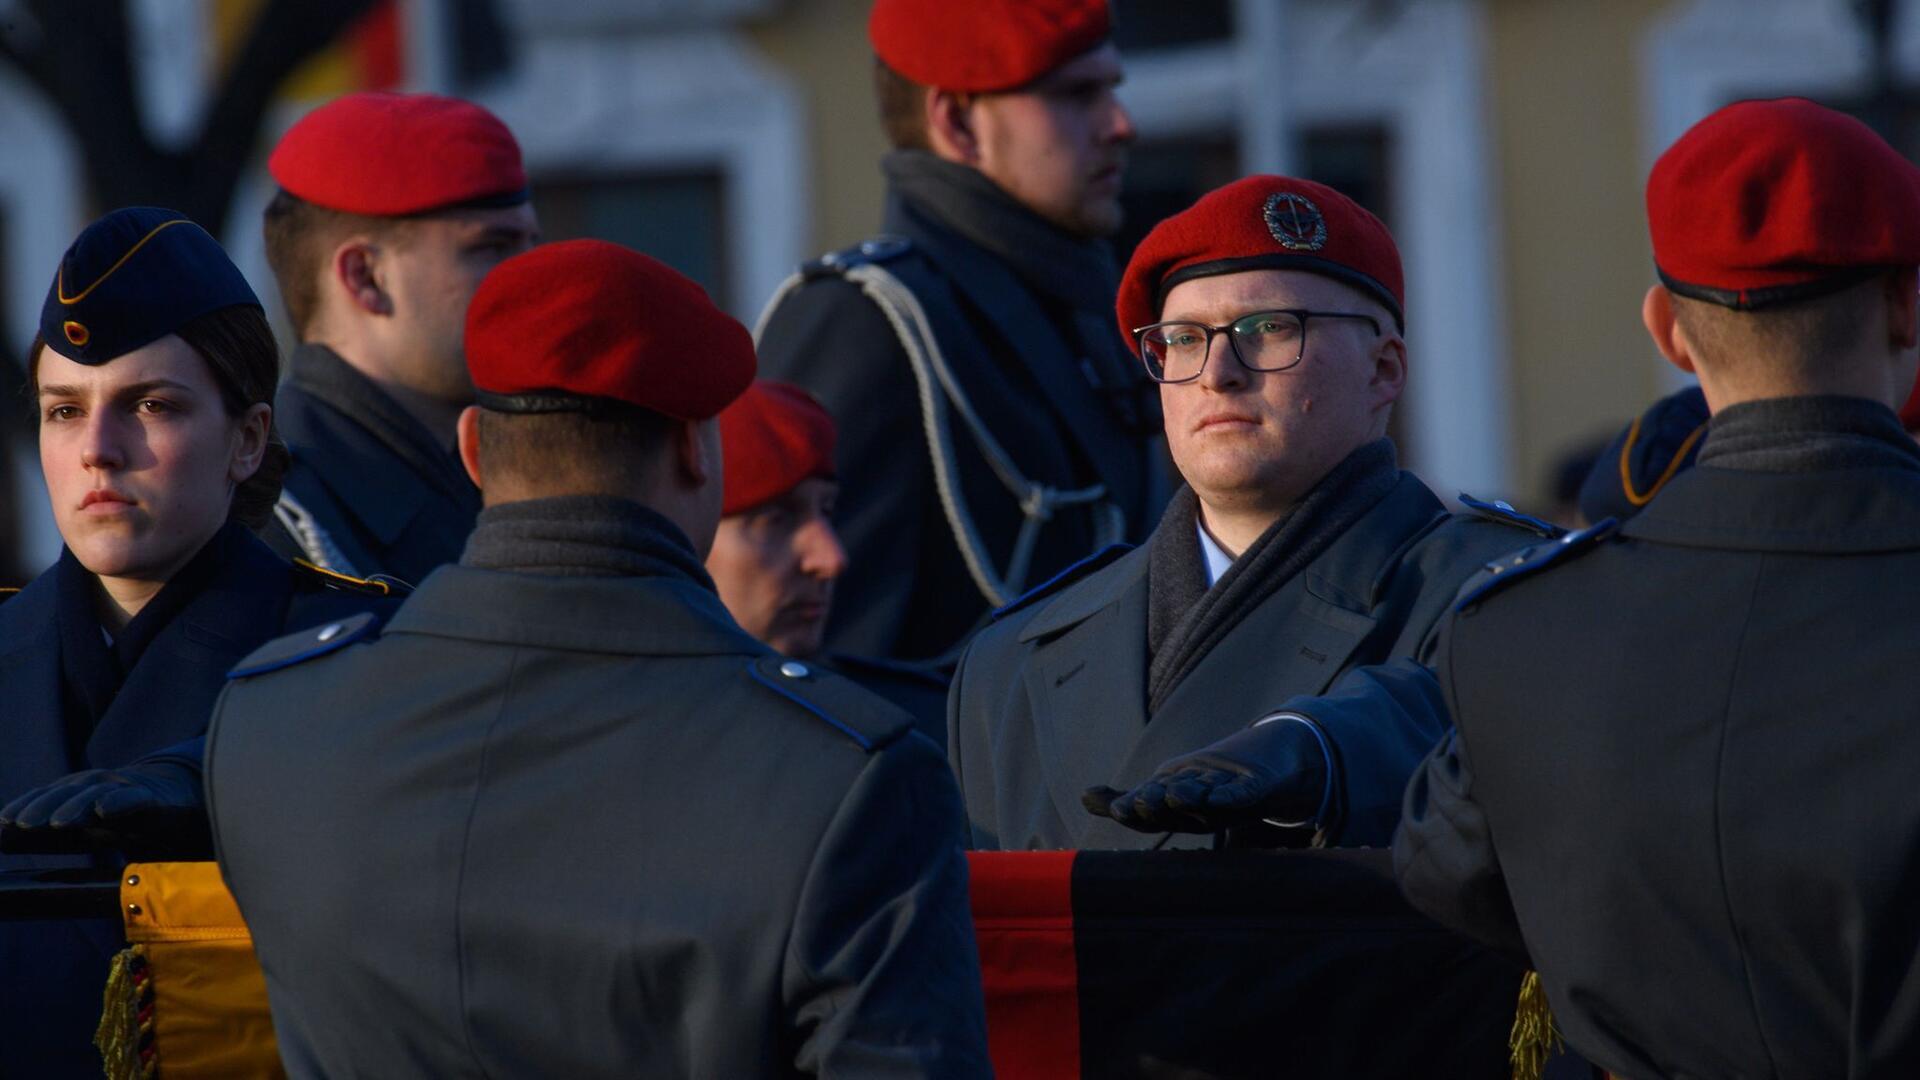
[1131,309,1382,384]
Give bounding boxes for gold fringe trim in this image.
[97,945,157,1080]
[1510,969,1563,1080]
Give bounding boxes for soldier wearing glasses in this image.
[947,176,1541,852]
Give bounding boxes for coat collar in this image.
[387,566,767,659]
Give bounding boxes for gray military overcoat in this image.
[948,472,1538,852]
[207,562,990,1078]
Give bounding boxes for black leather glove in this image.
[1082,717,1330,834]
[0,756,210,860]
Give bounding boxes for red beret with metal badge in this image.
[869,0,1110,92]
[1647,97,1920,310]
[465,239,755,421]
[269,92,528,216]
[719,381,839,516]
[1116,175,1405,348]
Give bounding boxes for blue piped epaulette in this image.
[1457,493,1563,539]
[228,611,380,679]
[1455,517,1620,611]
[744,655,911,753]
[801,235,914,281]
[992,542,1135,621]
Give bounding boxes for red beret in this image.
[719,381,838,515]
[269,92,527,217]
[465,240,755,421]
[1902,375,1920,431]
[1117,175,1405,345]
[869,0,1110,92]
[1648,97,1920,310]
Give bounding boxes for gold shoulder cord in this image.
[292,558,392,596]
[1618,416,1708,508]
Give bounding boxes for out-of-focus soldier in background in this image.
[709,379,951,741]
[259,91,538,584]
[0,208,401,1079]
[207,240,991,1078]
[1393,98,1920,1077]
[756,0,1166,665]
[950,176,1545,853]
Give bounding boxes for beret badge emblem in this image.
[62,320,89,347]
[1264,192,1327,252]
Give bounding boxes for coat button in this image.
[125,875,139,887]
[316,623,344,642]
[778,661,810,679]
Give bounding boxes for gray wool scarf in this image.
[461,495,717,587]
[1145,439,1400,714]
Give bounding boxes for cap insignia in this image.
[62,320,89,347]
[1264,192,1327,252]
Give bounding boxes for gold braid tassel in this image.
[1510,969,1563,1080]
[96,945,157,1080]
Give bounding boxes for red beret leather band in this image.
[1156,254,1403,333]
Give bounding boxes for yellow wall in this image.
[1488,0,1678,499]
[747,0,890,255]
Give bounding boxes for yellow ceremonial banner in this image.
[97,862,283,1080]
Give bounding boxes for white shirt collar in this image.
[1196,519,1234,587]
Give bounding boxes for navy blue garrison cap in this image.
[40,207,260,365]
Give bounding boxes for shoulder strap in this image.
[1456,493,1564,539]
[743,654,913,752]
[229,611,381,679]
[1454,518,1620,611]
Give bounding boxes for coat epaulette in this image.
[799,235,914,281]
[1456,493,1563,539]
[1454,517,1620,612]
[228,611,382,680]
[992,543,1135,622]
[292,557,413,598]
[744,654,913,753]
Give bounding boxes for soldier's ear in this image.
[673,417,718,487]
[925,88,982,166]
[1643,284,1696,375]
[332,240,393,318]
[456,406,484,490]
[1367,331,1406,408]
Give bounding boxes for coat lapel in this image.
[1014,551,1152,846]
[1115,579,1379,785]
[0,577,72,800]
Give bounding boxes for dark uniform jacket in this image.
[264,343,481,584]
[207,497,991,1079]
[0,522,399,1079]
[1395,397,1920,1079]
[949,443,1542,852]
[758,151,1164,663]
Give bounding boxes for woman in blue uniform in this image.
[0,207,402,1077]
